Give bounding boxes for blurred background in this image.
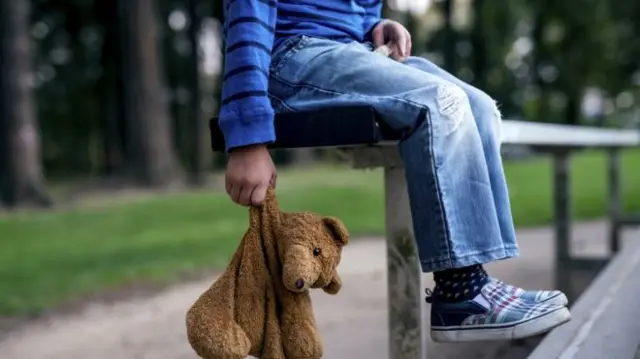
[0,0,639,357]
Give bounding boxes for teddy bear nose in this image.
[295,279,305,289]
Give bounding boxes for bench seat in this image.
[209,106,402,151]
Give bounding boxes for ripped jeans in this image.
[268,36,519,272]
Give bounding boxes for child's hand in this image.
[226,144,277,206]
[371,20,412,62]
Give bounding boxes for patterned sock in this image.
[432,264,489,303]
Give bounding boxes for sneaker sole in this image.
[430,306,572,342]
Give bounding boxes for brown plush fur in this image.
[185,187,349,359]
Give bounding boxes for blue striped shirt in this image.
[220,0,382,151]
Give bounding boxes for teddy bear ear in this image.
[322,216,349,247]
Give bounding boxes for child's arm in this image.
[219,0,278,152]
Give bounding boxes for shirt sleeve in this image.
[361,1,383,41]
[219,0,278,152]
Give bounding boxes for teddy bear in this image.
[185,187,349,359]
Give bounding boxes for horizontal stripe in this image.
[356,1,381,9]
[278,8,345,23]
[226,0,276,12]
[221,90,268,106]
[223,65,269,82]
[276,20,361,40]
[227,17,275,33]
[227,40,271,54]
[313,4,366,16]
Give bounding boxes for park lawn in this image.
[0,149,639,316]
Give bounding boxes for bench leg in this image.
[608,148,622,253]
[552,151,574,300]
[607,149,640,235]
[384,163,426,359]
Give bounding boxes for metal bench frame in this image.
[210,106,640,359]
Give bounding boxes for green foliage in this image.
[414,0,639,125]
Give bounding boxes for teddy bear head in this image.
[277,212,349,295]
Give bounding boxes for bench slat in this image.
[501,121,640,147]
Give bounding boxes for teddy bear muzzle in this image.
[284,270,318,293]
[282,245,322,293]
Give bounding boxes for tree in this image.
[118,0,183,186]
[470,0,487,90]
[186,0,211,185]
[0,0,51,208]
[441,0,457,72]
[96,0,128,176]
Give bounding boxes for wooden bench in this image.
[210,106,640,359]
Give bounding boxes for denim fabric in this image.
[268,35,519,272]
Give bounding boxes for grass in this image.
[0,149,639,316]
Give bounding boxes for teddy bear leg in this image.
[280,296,323,359]
[186,295,251,359]
[256,283,286,359]
[281,320,323,359]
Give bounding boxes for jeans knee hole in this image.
[436,84,468,132]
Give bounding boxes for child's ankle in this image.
[431,264,489,302]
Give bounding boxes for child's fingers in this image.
[251,183,269,206]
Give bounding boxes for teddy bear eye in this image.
[312,248,321,257]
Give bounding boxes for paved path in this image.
[0,221,635,359]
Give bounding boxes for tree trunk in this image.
[0,0,51,208]
[157,0,182,162]
[97,0,127,177]
[564,90,580,125]
[186,0,211,186]
[471,0,487,90]
[442,0,457,72]
[531,6,551,123]
[118,0,182,187]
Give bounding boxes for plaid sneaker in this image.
[489,278,569,307]
[426,279,571,342]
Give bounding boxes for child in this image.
[220,0,571,342]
